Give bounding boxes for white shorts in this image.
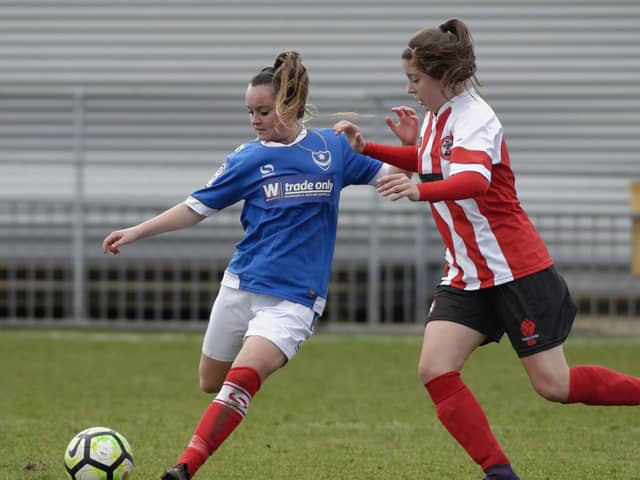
[202,285,317,362]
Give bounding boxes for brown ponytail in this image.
[250,50,310,126]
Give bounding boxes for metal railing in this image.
[0,197,638,327]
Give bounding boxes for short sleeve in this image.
[339,134,383,186]
[186,147,251,214]
[449,107,502,180]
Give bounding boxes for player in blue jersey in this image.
[102,51,397,480]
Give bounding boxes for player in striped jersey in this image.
[335,18,640,480]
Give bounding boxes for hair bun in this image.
[274,51,292,70]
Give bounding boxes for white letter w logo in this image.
[262,182,280,199]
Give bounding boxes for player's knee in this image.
[531,377,569,403]
[199,376,224,394]
[418,358,448,384]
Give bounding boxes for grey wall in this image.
[1,0,639,214]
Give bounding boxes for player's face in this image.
[246,83,299,143]
[402,58,445,113]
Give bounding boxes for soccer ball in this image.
[64,426,134,480]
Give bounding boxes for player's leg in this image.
[420,287,520,479]
[163,336,283,480]
[421,321,518,479]
[503,266,640,405]
[198,285,248,393]
[162,285,252,479]
[522,343,640,405]
[419,320,482,381]
[519,344,569,401]
[162,293,316,479]
[198,356,232,394]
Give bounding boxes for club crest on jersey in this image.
[440,135,453,160]
[297,130,333,170]
[312,150,332,170]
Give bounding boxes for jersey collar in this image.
[434,89,476,117]
[260,128,308,148]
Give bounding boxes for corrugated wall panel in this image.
[0,0,639,214]
[1,1,639,86]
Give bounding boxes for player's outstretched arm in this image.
[102,203,205,255]
[385,106,420,146]
[333,120,366,152]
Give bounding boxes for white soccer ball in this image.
[64,426,134,480]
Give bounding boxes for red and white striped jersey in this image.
[418,90,552,289]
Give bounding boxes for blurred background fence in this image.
[1,194,638,327]
[0,1,639,328]
[1,87,638,328]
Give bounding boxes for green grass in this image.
[1,329,639,480]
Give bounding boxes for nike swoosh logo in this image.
[67,437,81,457]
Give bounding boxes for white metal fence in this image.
[0,197,638,328]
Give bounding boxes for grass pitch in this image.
[1,328,639,480]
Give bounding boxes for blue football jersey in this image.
[185,128,383,313]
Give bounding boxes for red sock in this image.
[177,366,261,478]
[425,371,510,471]
[567,365,640,405]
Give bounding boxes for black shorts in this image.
[426,265,577,358]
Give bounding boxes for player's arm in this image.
[361,105,422,171]
[377,170,489,202]
[102,203,204,255]
[334,119,420,172]
[369,163,412,184]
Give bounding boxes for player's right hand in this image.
[102,228,138,255]
[333,120,365,153]
[377,173,421,202]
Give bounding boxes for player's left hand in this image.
[385,106,420,146]
[377,173,420,201]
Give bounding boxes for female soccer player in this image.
[102,51,397,480]
[334,18,640,480]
